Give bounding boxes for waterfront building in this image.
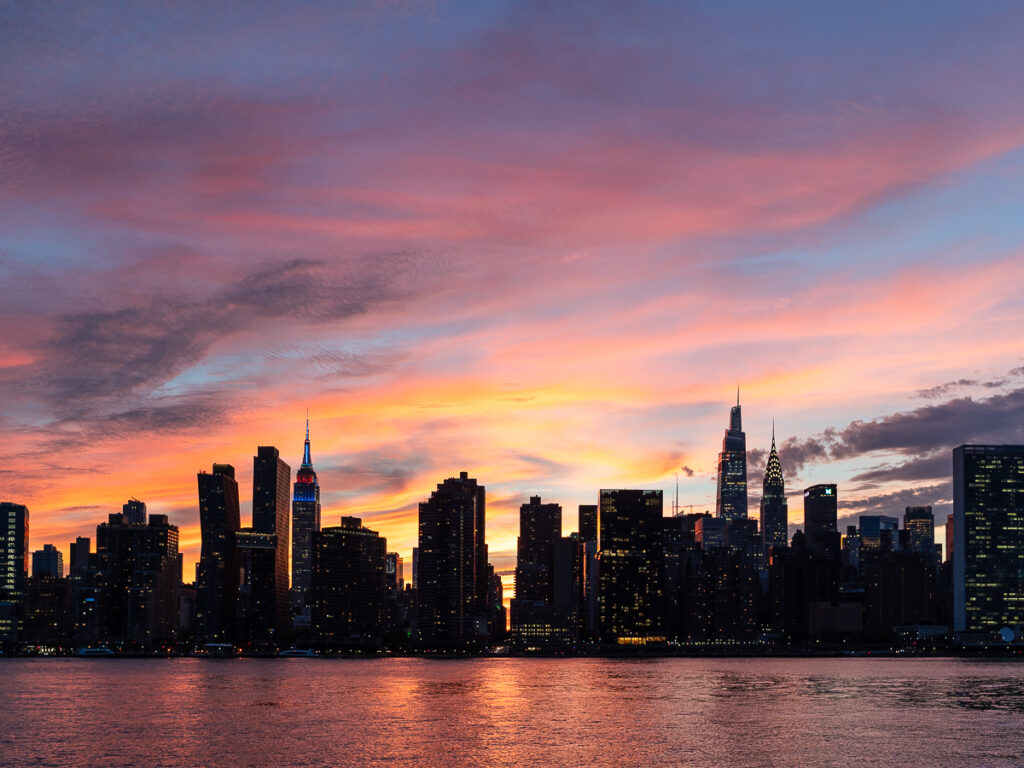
[597,489,664,644]
[196,464,242,644]
[416,472,489,647]
[953,444,1024,636]
[760,429,788,552]
[804,484,840,561]
[32,544,63,579]
[311,517,388,646]
[95,511,181,645]
[715,391,748,520]
[291,420,321,611]
[244,446,291,647]
[511,496,578,645]
[0,502,29,648]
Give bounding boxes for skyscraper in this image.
[804,484,839,560]
[311,517,388,646]
[416,472,488,647]
[32,544,63,579]
[904,506,935,560]
[0,502,29,648]
[196,464,241,645]
[246,445,291,646]
[953,444,1024,636]
[597,489,664,644]
[291,419,321,610]
[95,511,181,645]
[760,427,788,553]
[510,496,572,644]
[716,390,748,520]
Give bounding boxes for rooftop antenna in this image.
[674,472,680,516]
[737,385,740,406]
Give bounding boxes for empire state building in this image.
[291,419,321,608]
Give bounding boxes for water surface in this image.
[2,657,1023,767]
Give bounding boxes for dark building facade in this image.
[32,544,63,579]
[291,420,321,611]
[311,517,388,646]
[95,512,181,646]
[1,502,29,648]
[510,496,577,645]
[715,392,748,521]
[904,506,936,562]
[245,445,291,647]
[597,489,664,644]
[196,464,242,645]
[760,431,788,552]
[416,472,489,647]
[953,444,1024,635]
[804,484,839,561]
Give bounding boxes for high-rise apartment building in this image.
[311,517,388,645]
[247,445,291,646]
[0,502,29,648]
[32,544,63,579]
[196,464,241,645]
[416,472,488,647]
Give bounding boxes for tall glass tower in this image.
[291,419,321,609]
[716,390,748,520]
[953,444,1024,636]
[760,426,788,552]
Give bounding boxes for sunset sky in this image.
[3,2,1024,592]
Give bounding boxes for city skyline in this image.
[5,2,1024,599]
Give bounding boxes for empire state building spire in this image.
[302,415,312,469]
[291,415,321,608]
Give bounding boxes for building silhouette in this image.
[416,472,489,647]
[311,517,388,646]
[122,499,147,525]
[904,506,936,562]
[953,444,1024,636]
[804,484,839,561]
[242,446,291,647]
[196,464,241,645]
[94,511,181,645]
[0,502,29,648]
[715,391,748,520]
[291,419,321,612]
[760,428,788,552]
[32,544,63,579]
[510,496,577,645]
[597,489,664,644]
